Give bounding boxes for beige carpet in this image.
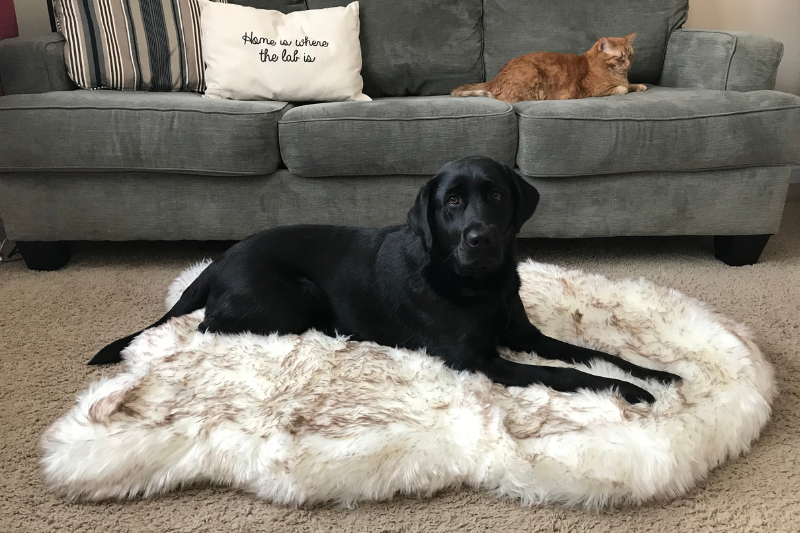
[2,185,798,533]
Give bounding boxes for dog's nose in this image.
[466,228,495,248]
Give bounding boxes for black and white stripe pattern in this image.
[54,0,229,92]
[97,0,123,88]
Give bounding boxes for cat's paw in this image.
[612,86,629,95]
[632,84,647,92]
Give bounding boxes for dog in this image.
[90,156,679,403]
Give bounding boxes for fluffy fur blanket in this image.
[41,261,775,508]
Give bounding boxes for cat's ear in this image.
[624,33,637,42]
[598,37,623,57]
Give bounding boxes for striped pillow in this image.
[53,0,228,92]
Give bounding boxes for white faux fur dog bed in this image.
[41,260,775,508]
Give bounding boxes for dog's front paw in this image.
[614,381,656,405]
[638,368,682,384]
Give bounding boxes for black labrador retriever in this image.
[90,156,679,403]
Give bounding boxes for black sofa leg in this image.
[714,235,771,266]
[16,241,72,271]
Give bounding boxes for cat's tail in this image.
[451,82,494,98]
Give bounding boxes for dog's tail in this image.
[450,82,494,98]
[87,266,213,366]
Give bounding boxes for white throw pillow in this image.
[199,0,370,102]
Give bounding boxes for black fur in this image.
[90,156,679,404]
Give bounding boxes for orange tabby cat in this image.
[452,34,646,103]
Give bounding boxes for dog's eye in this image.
[491,191,502,201]
[448,195,460,205]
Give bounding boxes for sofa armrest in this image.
[0,34,76,95]
[660,29,783,92]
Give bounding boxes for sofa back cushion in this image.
[306,0,483,97]
[483,0,689,85]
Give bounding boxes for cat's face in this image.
[596,33,636,75]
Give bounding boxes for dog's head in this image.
[407,156,540,277]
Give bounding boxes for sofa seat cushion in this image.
[0,90,291,175]
[514,87,800,177]
[279,96,517,177]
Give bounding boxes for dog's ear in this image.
[407,180,434,250]
[504,165,539,232]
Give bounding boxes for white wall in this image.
[687,0,800,96]
[13,0,52,38]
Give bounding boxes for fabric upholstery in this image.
[661,29,784,92]
[482,0,689,85]
[0,90,290,175]
[514,87,800,177]
[0,34,76,94]
[278,96,517,177]
[523,167,790,238]
[305,0,483,97]
[0,167,789,241]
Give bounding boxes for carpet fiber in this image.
[2,185,798,532]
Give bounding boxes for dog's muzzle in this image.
[455,225,503,271]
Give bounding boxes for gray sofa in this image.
[1,0,799,270]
